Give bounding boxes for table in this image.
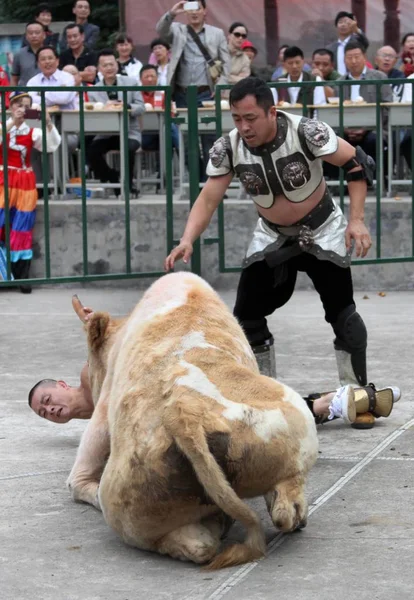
[382,102,413,196]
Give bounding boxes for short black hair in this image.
[150,38,170,51]
[140,63,158,77]
[229,76,274,114]
[73,0,90,7]
[229,22,248,35]
[312,48,334,62]
[402,32,414,45]
[35,4,52,17]
[26,20,46,31]
[335,11,355,26]
[66,23,84,35]
[28,379,57,407]
[344,40,366,55]
[98,48,117,61]
[36,46,59,60]
[199,0,206,7]
[283,46,304,61]
[114,33,133,45]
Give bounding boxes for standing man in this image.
[156,0,230,177]
[60,0,100,52]
[87,50,145,194]
[272,46,326,106]
[59,23,97,82]
[375,46,405,103]
[326,11,369,76]
[165,77,374,398]
[11,21,46,86]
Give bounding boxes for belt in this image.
[262,189,335,237]
[176,85,211,94]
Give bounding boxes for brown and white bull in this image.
[68,272,318,569]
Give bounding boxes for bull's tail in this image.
[170,420,265,569]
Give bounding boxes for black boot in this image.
[12,259,32,294]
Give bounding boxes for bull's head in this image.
[72,295,125,405]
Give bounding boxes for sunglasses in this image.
[233,32,247,39]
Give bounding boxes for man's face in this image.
[403,35,414,54]
[67,26,84,50]
[99,55,118,80]
[83,65,97,82]
[37,11,52,27]
[376,46,397,74]
[141,68,158,86]
[186,3,206,29]
[152,44,169,64]
[283,55,304,80]
[73,0,90,20]
[30,383,73,424]
[63,65,82,86]
[337,16,355,37]
[345,48,366,76]
[38,49,59,78]
[26,24,46,47]
[231,94,276,148]
[116,40,133,58]
[312,53,334,79]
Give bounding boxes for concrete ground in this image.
[1,284,413,600]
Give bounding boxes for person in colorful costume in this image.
[165,77,399,429]
[0,91,61,292]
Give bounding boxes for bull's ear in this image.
[87,312,111,351]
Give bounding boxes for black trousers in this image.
[87,136,140,190]
[233,253,355,347]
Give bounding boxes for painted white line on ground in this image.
[0,469,69,481]
[207,417,414,600]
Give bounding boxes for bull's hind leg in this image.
[265,475,308,533]
[156,523,221,565]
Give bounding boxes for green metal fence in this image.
[0,78,413,289]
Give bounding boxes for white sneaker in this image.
[328,385,357,423]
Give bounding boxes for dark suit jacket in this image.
[276,71,317,106]
[326,31,369,71]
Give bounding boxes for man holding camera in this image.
[156,1,230,177]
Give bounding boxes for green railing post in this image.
[122,90,131,273]
[187,86,201,275]
[338,85,345,211]
[78,91,89,276]
[1,91,12,282]
[40,92,51,279]
[411,79,414,256]
[214,86,226,272]
[164,86,174,254]
[375,83,382,259]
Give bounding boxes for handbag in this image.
[187,26,223,84]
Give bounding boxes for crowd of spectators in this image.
[1,0,414,189]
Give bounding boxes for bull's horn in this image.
[72,294,88,323]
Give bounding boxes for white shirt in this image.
[347,66,367,101]
[337,36,351,76]
[272,73,326,105]
[401,73,414,103]
[157,63,168,87]
[27,70,78,110]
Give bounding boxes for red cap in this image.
[241,40,257,54]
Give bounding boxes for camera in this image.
[184,2,199,11]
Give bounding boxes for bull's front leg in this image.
[67,401,109,510]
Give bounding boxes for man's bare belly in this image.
[257,180,326,226]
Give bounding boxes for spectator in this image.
[312,48,340,100]
[156,0,230,178]
[140,64,179,152]
[150,39,170,86]
[271,44,289,80]
[11,21,46,86]
[27,47,78,110]
[227,22,251,84]
[272,46,326,106]
[22,4,59,50]
[241,40,258,64]
[60,0,100,52]
[87,50,145,194]
[0,66,10,109]
[0,91,61,293]
[400,73,414,169]
[327,11,369,76]
[375,46,405,103]
[114,33,143,82]
[59,24,97,82]
[397,33,414,76]
[337,41,392,178]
